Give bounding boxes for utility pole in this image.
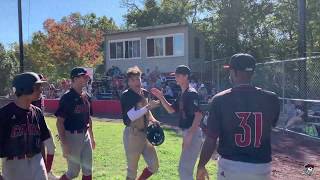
[297,0,308,119]
[297,0,307,98]
[18,0,24,73]
[298,0,306,58]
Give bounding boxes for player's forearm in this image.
[88,118,94,139]
[198,137,217,168]
[56,118,66,144]
[158,97,175,114]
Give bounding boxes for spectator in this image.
[155,78,162,89]
[284,100,296,123]
[142,78,149,90]
[211,87,217,96]
[190,80,197,89]
[160,74,166,83]
[285,101,306,129]
[146,68,151,77]
[164,84,174,99]
[47,84,58,99]
[198,83,208,103]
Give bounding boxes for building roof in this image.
[104,22,188,36]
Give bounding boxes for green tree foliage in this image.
[122,0,204,27]
[24,13,117,81]
[0,43,19,96]
[123,0,319,62]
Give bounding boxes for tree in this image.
[122,0,205,28]
[0,43,19,95]
[23,13,118,80]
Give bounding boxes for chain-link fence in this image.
[199,58,230,92]
[200,56,320,99]
[254,56,320,100]
[200,56,320,138]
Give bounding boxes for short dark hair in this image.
[126,66,142,79]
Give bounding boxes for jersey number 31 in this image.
[234,112,262,148]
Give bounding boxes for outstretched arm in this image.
[151,88,175,114]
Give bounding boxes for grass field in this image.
[45,116,218,180]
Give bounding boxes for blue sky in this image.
[0,0,130,48]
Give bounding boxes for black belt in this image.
[68,129,87,134]
[7,153,37,160]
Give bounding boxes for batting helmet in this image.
[146,124,165,146]
[12,72,46,95]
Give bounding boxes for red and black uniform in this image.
[171,87,201,129]
[0,102,50,158]
[54,88,93,180]
[55,88,93,131]
[207,85,280,163]
[120,88,149,126]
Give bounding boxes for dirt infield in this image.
[271,129,320,179]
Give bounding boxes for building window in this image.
[194,37,200,58]
[147,39,154,57]
[125,40,140,58]
[116,42,123,59]
[154,38,164,56]
[109,39,140,60]
[110,42,116,59]
[147,34,184,57]
[165,37,173,56]
[174,34,184,56]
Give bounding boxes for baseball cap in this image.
[175,65,191,75]
[224,53,256,72]
[70,67,88,78]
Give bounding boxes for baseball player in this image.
[32,74,58,180]
[151,65,204,180]
[55,67,95,180]
[196,53,280,180]
[120,66,160,180]
[0,72,50,180]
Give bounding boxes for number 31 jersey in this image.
[207,85,280,164]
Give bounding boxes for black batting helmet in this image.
[12,72,46,95]
[146,124,165,146]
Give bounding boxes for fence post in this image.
[211,60,214,89]
[282,61,285,112]
[217,61,220,91]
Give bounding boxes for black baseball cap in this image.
[224,53,256,72]
[70,67,88,78]
[175,65,191,75]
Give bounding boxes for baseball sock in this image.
[46,154,54,172]
[137,167,153,180]
[82,175,92,180]
[59,174,69,180]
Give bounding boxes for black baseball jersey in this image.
[120,88,149,126]
[207,85,280,163]
[171,87,201,129]
[0,102,50,158]
[55,88,93,131]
